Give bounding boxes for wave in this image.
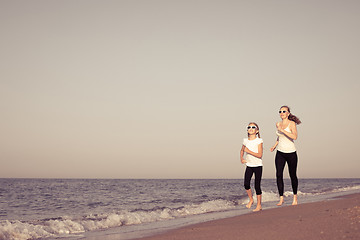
[1,186,359,240]
[331,185,360,193]
[0,194,265,240]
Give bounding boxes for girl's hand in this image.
[244,147,250,153]
[241,159,247,164]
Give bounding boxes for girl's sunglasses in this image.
[279,110,288,113]
[247,126,257,130]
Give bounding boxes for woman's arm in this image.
[240,145,246,164]
[244,143,263,158]
[278,121,298,140]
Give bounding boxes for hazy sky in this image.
[1,0,359,179]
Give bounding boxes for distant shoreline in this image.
[1,177,360,180]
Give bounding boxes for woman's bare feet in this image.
[292,194,298,205]
[246,200,254,208]
[277,196,284,206]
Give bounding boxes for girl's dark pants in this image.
[244,166,262,195]
[275,150,298,196]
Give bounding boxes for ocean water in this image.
[0,178,359,240]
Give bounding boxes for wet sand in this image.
[135,193,360,240]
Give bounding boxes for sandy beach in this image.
[135,193,360,240]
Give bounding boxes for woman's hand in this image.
[270,146,276,152]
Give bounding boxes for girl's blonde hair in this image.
[248,122,260,138]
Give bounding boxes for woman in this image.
[270,106,301,206]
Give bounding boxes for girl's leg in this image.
[253,166,262,211]
[254,166,263,195]
[246,189,254,208]
[275,151,286,205]
[253,194,262,212]
[244,167,254,208]
[287,152,298,205]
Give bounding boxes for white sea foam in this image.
[1,195,285,240]
[331,185,360,193]
[239,190,281,205]
[284,190,308,197]
[0,198,242,240]
[0,220,53,240]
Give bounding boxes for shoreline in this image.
[133,193,360,240]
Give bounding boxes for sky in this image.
[1,0,359,179]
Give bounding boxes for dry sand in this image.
[135,193,360,240]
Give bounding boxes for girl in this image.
[270,106,301,206]
[240,122,263,212]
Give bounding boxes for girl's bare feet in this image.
[245,189,254,208]
[292,194,298,205]
[253,205,262,212]
[246,200,254,208]
[277,196,284,206]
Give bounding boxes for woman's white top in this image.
[276,124,296,153]
[242,137,263,167]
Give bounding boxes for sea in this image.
[1,178,360,240]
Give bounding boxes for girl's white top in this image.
[276,124,296,153]
[242,137,263,167]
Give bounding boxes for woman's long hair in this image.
[248,122,261,138]
[281,106,302,125]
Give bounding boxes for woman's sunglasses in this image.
[279,110,288,113]
[247,126,257,130]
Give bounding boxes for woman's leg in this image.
[244,167,254,208]
[287,152,298,205]
[275,151,286,205]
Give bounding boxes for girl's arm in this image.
[244,143,263,158]
[270,138,279,152]
[277,121,298,140]
[240,145,246,164]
